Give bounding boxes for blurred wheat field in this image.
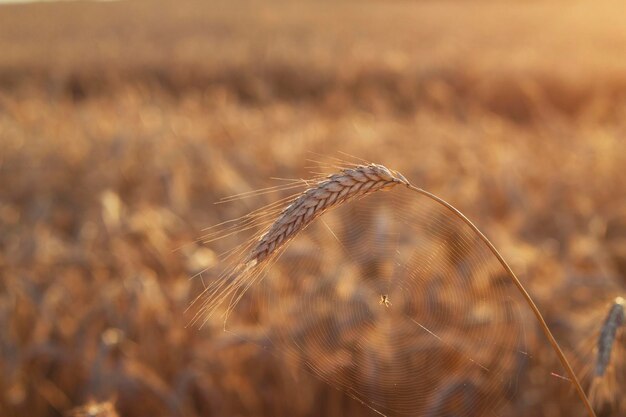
[1,0,626,416]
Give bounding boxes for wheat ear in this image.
[246,164,408,265]
[596,297,625,377]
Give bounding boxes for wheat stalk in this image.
[246,164,408,265]
[200,162,596,417]
[406,183,596,417]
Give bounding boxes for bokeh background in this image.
[1,0,626,416]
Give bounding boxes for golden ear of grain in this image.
[246,164,408,265]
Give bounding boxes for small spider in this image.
[379,294,391,308]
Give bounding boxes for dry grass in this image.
[1,0,626,416]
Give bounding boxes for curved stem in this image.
[407,184,596,417]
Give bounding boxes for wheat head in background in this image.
[569,296,625,415]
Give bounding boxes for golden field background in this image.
[1,1,626,416]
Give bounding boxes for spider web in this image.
[194,172,589,417]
